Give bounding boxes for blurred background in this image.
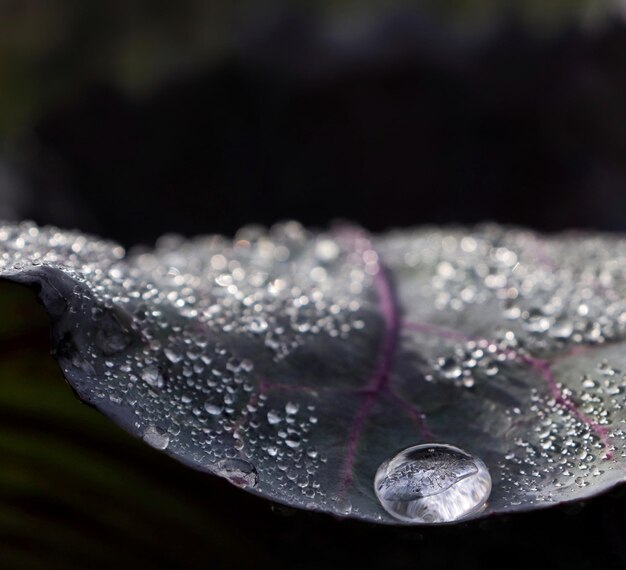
[2,0,626,568]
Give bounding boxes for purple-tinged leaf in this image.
[1,221,626,524]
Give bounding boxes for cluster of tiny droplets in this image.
[378,225,626,507]
[0,221,379,512]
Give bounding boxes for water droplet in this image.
[436,357,462,380]
[204,401,224,416]
[374,444,491,524]
[164,348,182,363]
[95,328,130,355]
[141,365,165,389]
[143,424,170,450]
[285,434,301,448]
[248,317,268,333]
[315,239,339,262]
[215,458,258,488]
[267,410,282,425]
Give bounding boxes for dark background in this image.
[1,1,626,568]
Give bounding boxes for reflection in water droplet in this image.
[216,458,259,488]
[374,444,491,523]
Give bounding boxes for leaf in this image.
[1,221,626,524]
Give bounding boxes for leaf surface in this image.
[1,221,626,524]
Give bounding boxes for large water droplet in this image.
[374,444,491,523]
[215,458,258,488]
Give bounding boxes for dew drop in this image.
[248,317,268,333]
[267,410,282,425]
[141,365,165,389]
[215,458,258,488]
[95,328,130,355]
[164,348,183,364]
[374,444,491,524]
[436,357,462,380]
[285,434,301,449]
[143,424,170,450]
[204,401,224,416]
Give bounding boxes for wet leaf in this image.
[2,221,626,524]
